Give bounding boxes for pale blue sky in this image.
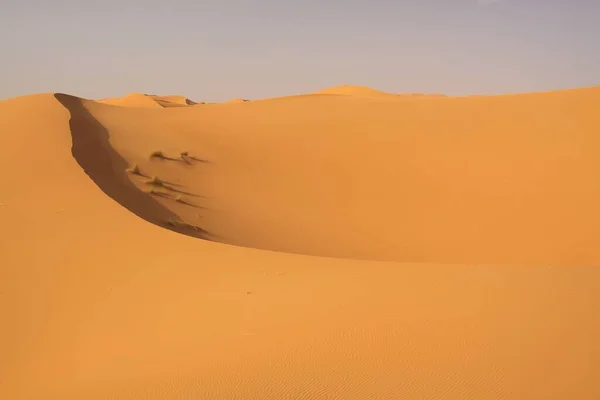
[1,0,598,102]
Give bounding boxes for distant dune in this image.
[223,97,250,104]
[314,84,397,97]
[398,92,447,97]
[1,85,600,400]
[98,93,198,108]
[149,94,197,106]
[313,85,447,100]
[97,92,164,108]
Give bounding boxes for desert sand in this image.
[1,85,599,399]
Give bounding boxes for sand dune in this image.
[1,86,600,399]
[315,84,394,97]
[97,92,165,108]
[316,85,447,99]
[77,86,600,266]
[98,93,198,108]
[223,97,250,104]
[313,85,450,101]
[398,92,447,97]
[149,94,197,106]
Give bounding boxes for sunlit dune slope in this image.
[1,88,599,400]
[63,86,600,266]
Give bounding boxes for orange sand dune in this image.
[223,97,250,104]
[97,92,165,108]
[316,85,447,99]
[149,94,198,107]
[1,86,600,400]
[98,93,198,108]
[398,92,447,97]
[84,86,600,266]
[315,84,393,96]
[149,94,197,106]
[313,85,446,101]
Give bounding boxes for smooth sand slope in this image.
[1,87,599,399]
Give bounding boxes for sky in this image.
[1,0,598,102]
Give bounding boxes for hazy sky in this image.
[1,0,598,102]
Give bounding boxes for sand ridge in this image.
[1,86,600,399]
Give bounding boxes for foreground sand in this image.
[1,86,599,399]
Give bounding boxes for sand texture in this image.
[1,86,599,399]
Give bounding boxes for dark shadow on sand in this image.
[54,94,211,239]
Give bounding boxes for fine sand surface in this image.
[1,86,599,399]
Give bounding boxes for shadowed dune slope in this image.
[1,88,600,400]
[54,94,210,239]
